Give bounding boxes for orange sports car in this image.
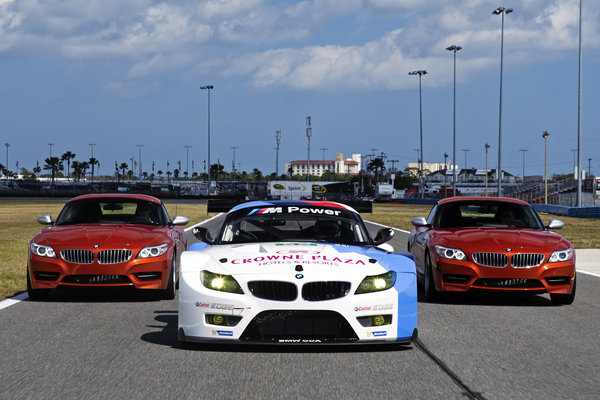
[27,194,189,299]
[408,197,576,304]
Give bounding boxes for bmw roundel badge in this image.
[295,274,304,279]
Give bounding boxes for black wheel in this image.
[423,252,439,302]
[27,269,50,300]
[161,257,177,300]
[550,275,576,305]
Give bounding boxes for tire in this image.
[423,252,440,302]
[550,275,576,305]
[27,269,50,300]
[161,257,177,300]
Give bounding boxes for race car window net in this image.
[435,201,544,229]
[217,208,370,245]
[55,199,167,226]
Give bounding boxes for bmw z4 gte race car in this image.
[178,201,417,345]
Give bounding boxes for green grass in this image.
[1,199,596,300]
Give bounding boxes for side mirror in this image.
[171,216,189,226]
[411,217,429,227]
[373,227,394,246]
[37,215,53,225]
[547,219,564,229]
[193,227,215,244]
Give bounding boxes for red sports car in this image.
[408,197,576,304]
[27,194,189,299]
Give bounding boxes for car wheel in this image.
[423,252,439,302]
[27,269,50,300]
[550,275,576,305]
[161,257,177,300]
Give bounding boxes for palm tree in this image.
[119,163,128,182]
[80,161,89,180]
[71,161,81,181]
[88,157,99,180]
[33,161,41,177]
[61,151,76,180]
[367,157,385,183]
[157,170,163,180]
[44,157,63,189]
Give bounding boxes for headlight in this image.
[549,248,573,263]
[137,243,169,258]
[200,270,244,294]
[30,242,57,258]
[435,245,466,261]
[355,271,396,294]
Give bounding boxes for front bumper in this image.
[431,256,576,294]
[178,271,418,344]
[28,253,171,290]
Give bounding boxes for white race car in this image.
[178,200,417,345]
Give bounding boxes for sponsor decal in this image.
[230,254,367,266]
[295,274,304,279]
[287,206,341,216]
[370,331,387,337]
[275,243,318,247]
[248,207,283,215]
[276,249,320,255]
[312,185,326,194]
[273,184,285,190]
[195,302,210,308]
[212,330,234,337]
[210,303,235,311]
[354,304,393,312]
[278,339,322,343]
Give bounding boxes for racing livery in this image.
[178,200,418,345]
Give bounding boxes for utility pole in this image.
[306,116,312,182]
[275,129,281,176]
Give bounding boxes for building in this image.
[285,153,361,177]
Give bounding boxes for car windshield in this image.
[435,201,544,229]
[216,206,371,245]
[55,198,166,226]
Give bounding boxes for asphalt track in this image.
[1,214,599,399]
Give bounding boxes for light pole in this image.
[576,0,583,206]
[443,152,448,197]
[320,148,327,160]
[306,116,312,182]
[200,85,214,196]
[519,149,527,180]
[493,6,513,197]
[4,143,9,174]
[184,145,191,178]
[275,130,281,176]
[89,143,96,158]
[485,143,490,196]
[446,45,461,197]
[588,158,592,177]
[136,144,144,179]
[48,143,54,158]
[462,148,470,169]
[230,146,238,177]
[542,131,549,204]
[409,70,427,199]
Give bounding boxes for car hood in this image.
[32,224,170,249]
[434,227,570,253]
[182,242,415,276]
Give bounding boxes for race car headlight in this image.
[30,242,57,258]
[201,270,244,294]
[355,271,396,294]
[434,245,466,261]
[549,248,573,263]
[137,243,169,258]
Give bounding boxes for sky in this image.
[0,0,599,180]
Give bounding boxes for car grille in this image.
[61,249,94,264]
[61,275,132,285]
[60,249,134,264]
[97,249,133,264]
[472,252,508,267]
[510,253,544,268]
[240,310,358,342]
[473,278,544,289]
[248,281,298,301]
[302,281,351,301]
